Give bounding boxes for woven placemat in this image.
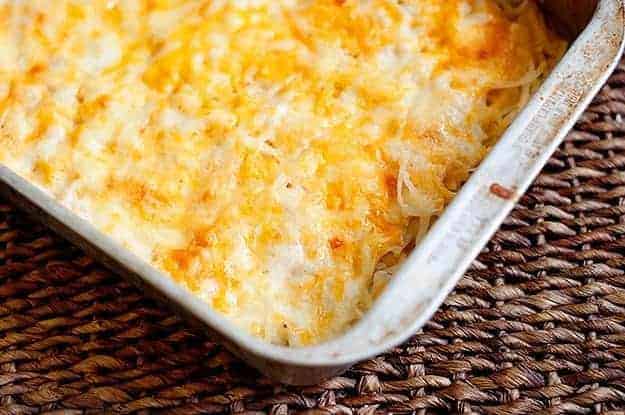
[1,59,625,414]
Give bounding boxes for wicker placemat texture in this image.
[1,59,625,414]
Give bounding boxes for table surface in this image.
[1,59,624,414]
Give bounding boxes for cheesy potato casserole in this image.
[0,0,565,345]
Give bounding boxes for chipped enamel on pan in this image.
[1,0,624,385]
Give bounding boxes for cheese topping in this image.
[0,0,565,345]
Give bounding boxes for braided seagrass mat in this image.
[1,59,625,414]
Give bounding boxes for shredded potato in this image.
[0,0,566,345]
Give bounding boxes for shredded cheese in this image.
[0,0,566,345]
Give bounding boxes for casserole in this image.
[0,0,624,384]
[0,0,569,347]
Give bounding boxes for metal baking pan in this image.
[1,0,623,385]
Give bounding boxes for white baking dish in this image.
[1,0,623,385]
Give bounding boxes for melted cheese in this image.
[0,0,565,345]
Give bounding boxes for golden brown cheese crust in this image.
[0,0,566,345]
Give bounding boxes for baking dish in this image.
[0,0,623,385]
